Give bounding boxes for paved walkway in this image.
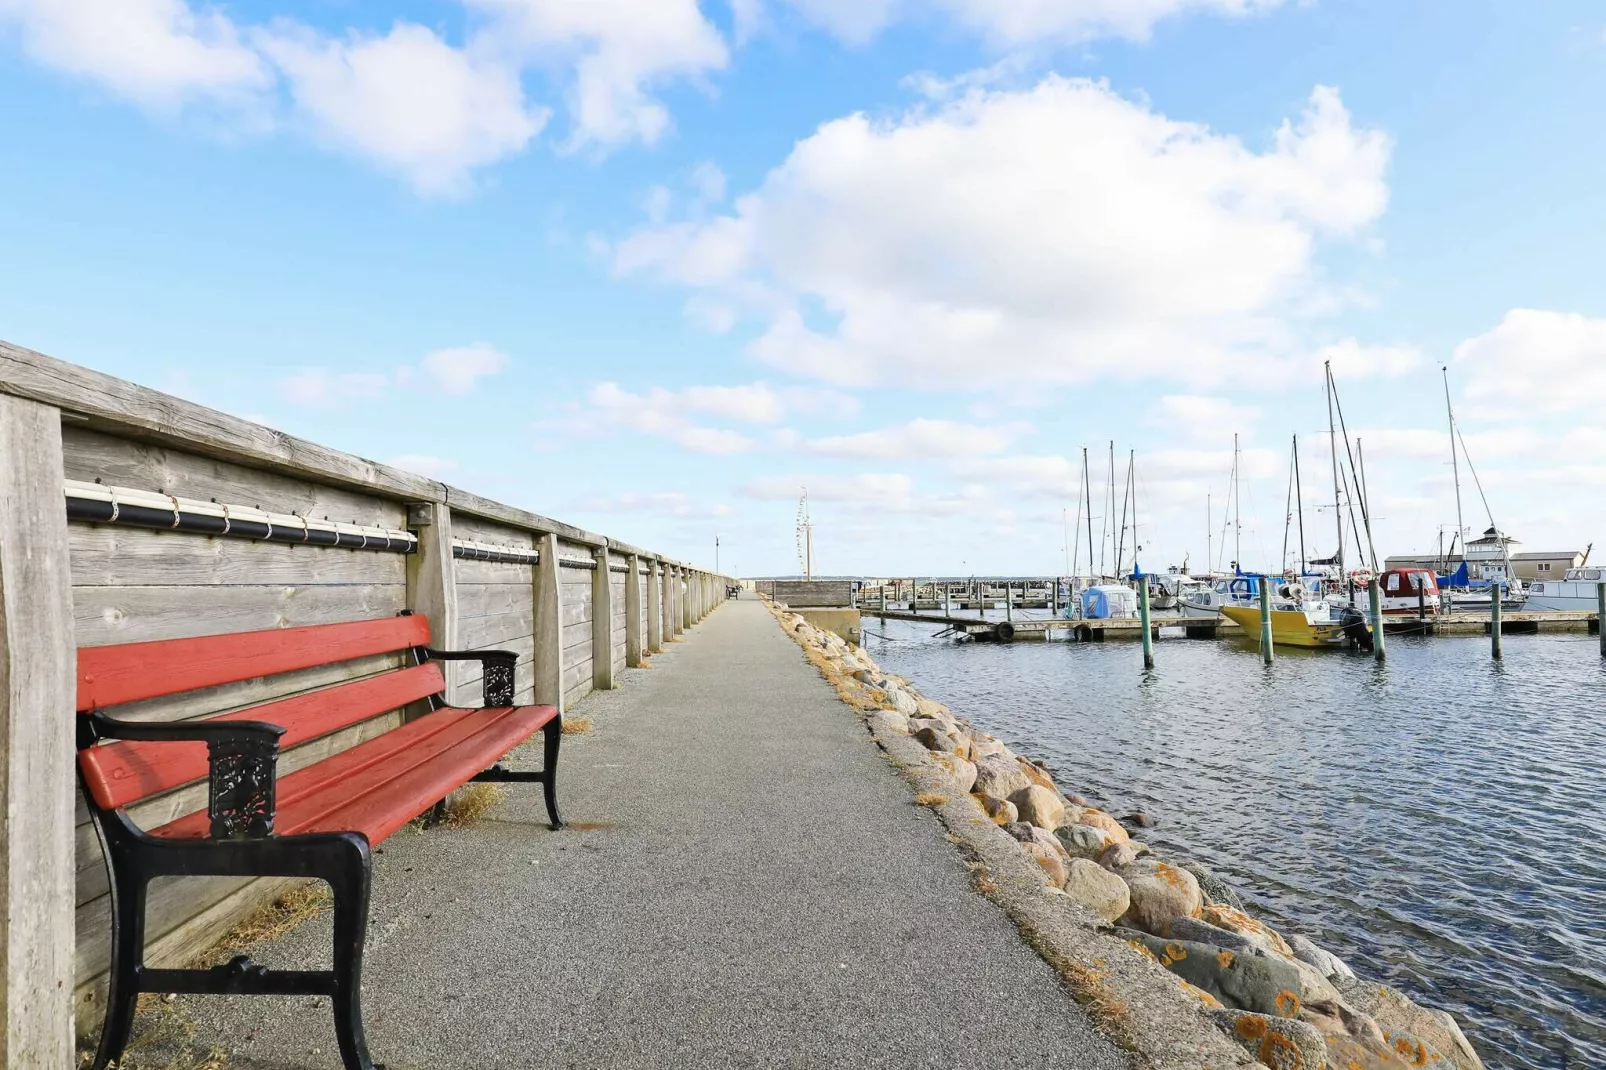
[150,596,1127,1069]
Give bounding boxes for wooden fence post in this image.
[647,560,664,654]
[0,395,76,1066]
[592,545,615,690]
[625,553,643,668]
[674,567,687,636]
[406,501,457,705]
[533,532,564,711]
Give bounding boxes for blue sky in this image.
[5,1,1606,578]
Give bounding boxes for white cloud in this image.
[0,0,270,108]
[258,23,546,196]
[387,454,459,479]
[2,0,729,191]
[584,382,758,453]
[1151,395,1263,442]
[579,491,732,518]
[418,343,512,394]
[281,368,391,406]
[280,345,511,406]
[1317,338,1422,381]
[804,418,1029,460]
[1455,309,1606,416]
[771,0,1286,48]
[742,472,913,501]
[615,78,1390,391]
[462,0,727,149]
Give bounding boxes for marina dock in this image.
[866,606,1599,642]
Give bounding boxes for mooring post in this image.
[944,583,951,616]
[1258,580,1275,665]
[1598,582,1605,656]
[1138,575,1155,670]
[1006,581,1014,622]
[1369,578,1386,662]
[1491,583,1503,660]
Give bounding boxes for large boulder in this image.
[913,725,960,754]
[1198,904,1295,959]
[868,709,909,736]
[1054,822,1114,861]
[883,687,919,716]
[1076,808,1131,845]
[1023,841,1068,888]
[1118,859,1203,936]
[1287,934,1355,981]
[928,753,977,794]
[971,793,1018,826]
[1208,1008,1327,1070]
[1018,758,1059,793]
[1098,842,1139,872]
[914,698,951,719]
[1334,977,1483,1070]
[1008,785,1068,830]
[969,737,1010,761]
[1183,861,1247,911]
[973,754,1031,799]
[1122,932,1310,1020]
[1168,917,1263,959]
[1061,859,1130,922]
[1004,822,1069,858]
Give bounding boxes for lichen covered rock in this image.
[973,754,1031,799]
[1118,859,1203,936]
[1123,932,1310,1020]
[1054,822,1113,861]
[1208,1008,1327,1069]
[1061,859,1130,922]
[928,752,977,794]
[1008,785,1068,830]
[971,792,1018,826]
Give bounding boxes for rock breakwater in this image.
[771,602,1485,1070]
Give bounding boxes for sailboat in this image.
[1436,367,1526,611]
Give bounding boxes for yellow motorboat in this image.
[1219,603,1368,649]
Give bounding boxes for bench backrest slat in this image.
[77,616,431,712]
[80,661,447,810]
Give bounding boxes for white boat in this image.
[1523,567,1605,612]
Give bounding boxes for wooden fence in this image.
[0,340,731,1061]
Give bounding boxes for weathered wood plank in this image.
[68,524,404,587]
[0,342,436,502]
[532,532,563,711]
[449,512,534,547]
[72,583,407,647]
[592,548,615,691]
[454,557,534,585]
[0,395,76,1064]
[460,608,535,651]
[60,425,407,527]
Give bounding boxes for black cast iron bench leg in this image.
[470,716,566,830]
[90,829,382,1070]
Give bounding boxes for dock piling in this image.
[1598,583,1605,656]
[1369,580,1386,662]
[1258,582,1274,665]
[1491,584,1503,660]
[1138,577,1155,670]
[1006,582,1014,623]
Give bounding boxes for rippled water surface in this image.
[864,618,1605,1070]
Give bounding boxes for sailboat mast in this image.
[1233,433,1241,571]
[1294,434,1307,574]
[1083,447,1095,578]
[1356,438,1378,571]
[1282,442,1294,573]
[1116,450,1132,577]
[1442,365,1465,570]
[1325,360,1344,573]
[1130,451,1139,572]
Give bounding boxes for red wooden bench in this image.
[76,613,563,1070]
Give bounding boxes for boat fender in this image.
[994,621,1016,643]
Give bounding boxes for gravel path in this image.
[144,596,1129,1070]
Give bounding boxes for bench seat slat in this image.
[77,616,431,711]
[79,663,447,811]
[150,704,558,846]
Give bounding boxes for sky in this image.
[4,1,1606,579]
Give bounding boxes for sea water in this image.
[865,619,1605,1069]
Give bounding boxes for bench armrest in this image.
[425,648,519,708]
[84,711,286,839]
